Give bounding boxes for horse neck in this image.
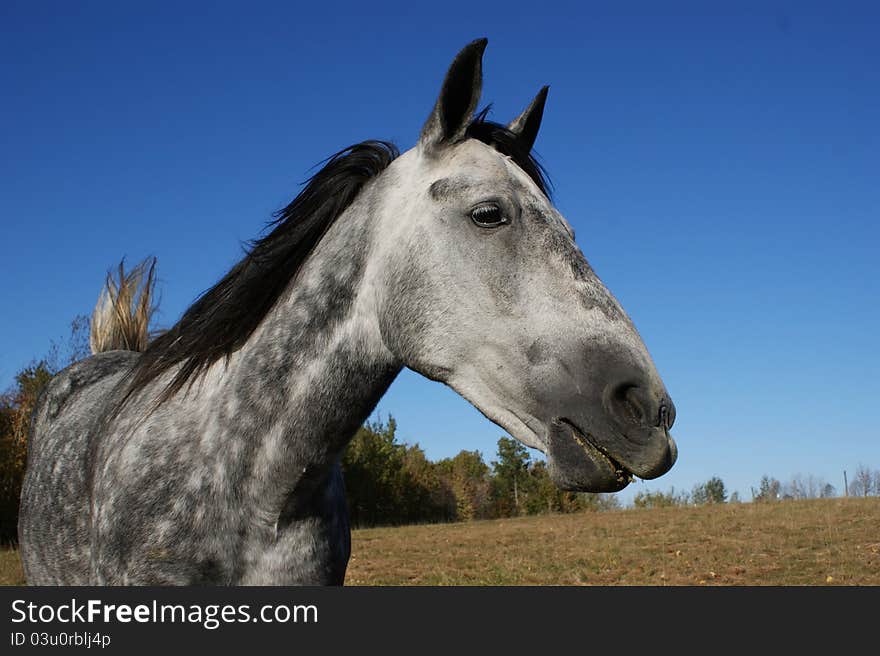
[180,188,401,509]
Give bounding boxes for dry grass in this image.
[346,498,880,585]
[0,546,24,585]
[1,498,877,586]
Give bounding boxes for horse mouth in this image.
[558,418,634,486]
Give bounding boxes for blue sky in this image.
[2,1,878,504]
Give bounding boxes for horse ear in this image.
[420,38,487,153]
[508,86,549,152]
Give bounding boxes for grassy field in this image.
[0,547,22,586]
[2,498,878,585]
[347,497,880,585]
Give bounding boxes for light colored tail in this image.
[90,257,158,354]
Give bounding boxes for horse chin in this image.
[545,418,635,493]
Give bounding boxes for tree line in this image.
[751,469,880,501]
[631,467,880,509]
[341,416,619,528]
[631,477,728,509]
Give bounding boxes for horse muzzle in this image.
[545,381,678,492]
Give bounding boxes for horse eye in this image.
[470,204,507,228]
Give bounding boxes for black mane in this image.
[122,117,551,406]
[123,140,399,404]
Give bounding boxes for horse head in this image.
[373,39,677,492]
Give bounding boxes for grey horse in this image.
[19,39,677,585]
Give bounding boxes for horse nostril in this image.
[659,398,676,430]
[606,383,649,427]
[606,383,673,430]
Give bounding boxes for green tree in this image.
[491,437,531,517]
[341,416,452,527]
[401,444,455,521]
[692,476,727,504]
[525,460,558,514]
[341,417,404,526]
[633,487,689,508]
[436,450,491,521]
[520,461,578,514]
[752,475,781,502]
